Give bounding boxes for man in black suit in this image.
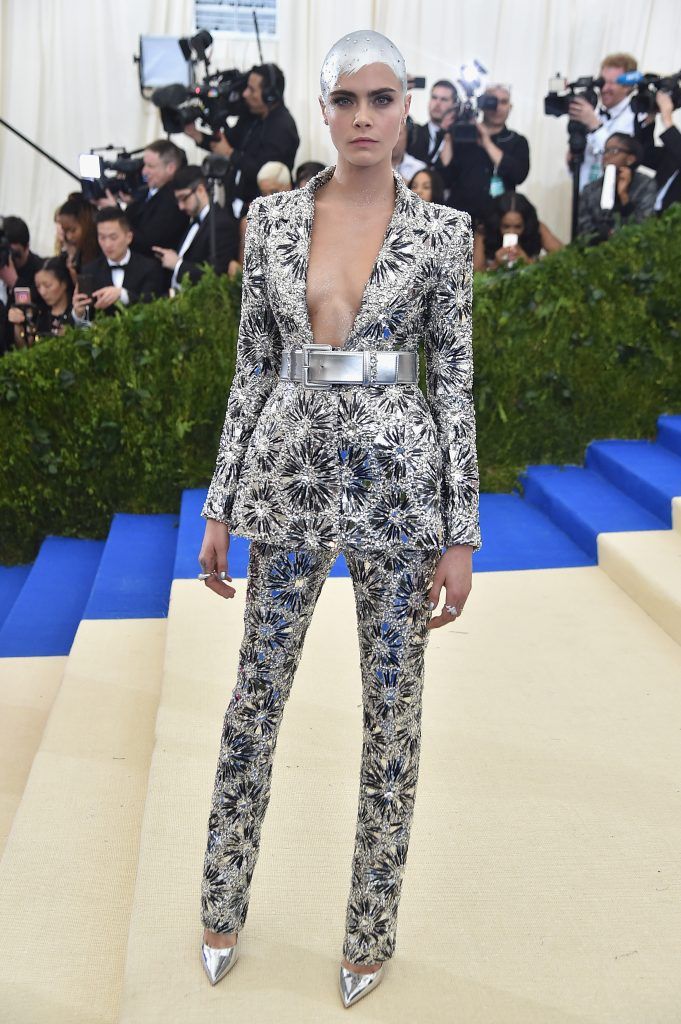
[151,165,239,289]
[184,64,299,216]
[100,140,190,259]
[407,80,459,165]
[72,208,165,324]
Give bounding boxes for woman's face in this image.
[500,210,524,236]
[411,171,432,202]
[35,269,67,308]
[59,214,83,248]
[320,62,409,168]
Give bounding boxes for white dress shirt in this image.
[427,120,446,162]
[171,204,209,291]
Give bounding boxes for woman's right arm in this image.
[200,199,282,592]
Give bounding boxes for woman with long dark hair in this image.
[197,30,480,1008]
[57,194,100,283]
[474,190,563,271]
[8,257,74,347]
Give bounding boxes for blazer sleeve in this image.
[424,211,482,550]
[202,199,283,524]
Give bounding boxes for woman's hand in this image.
[7,307,25,325]
[199,519,236,599]
[427,544,473,630]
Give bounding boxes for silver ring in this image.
[444,603,458,616]
[197,572,213,580]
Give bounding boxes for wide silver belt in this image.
[280,344,418,389]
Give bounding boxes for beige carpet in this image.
[0,619,165,1024]
[114,567,681,1024]
[0,656,65,854]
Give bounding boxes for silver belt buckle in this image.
[301,343,333,389]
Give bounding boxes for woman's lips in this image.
[350,138,378,144]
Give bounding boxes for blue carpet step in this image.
[174,489,350,579]
[0,564,32,634]
[474,493,593,571]
[657,414,681,458]
[520,465,667,560]
[83,513,179,619]
[0,537,104,657]
[585,440,681,525]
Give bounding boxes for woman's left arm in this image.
[424,211,481,628]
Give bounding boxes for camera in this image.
[626,70,681,115]
[79,151,146,202]
[544,74,602,118]
[449,60,498,143]
[151,68,250,134]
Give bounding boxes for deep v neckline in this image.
[302,168,401,350]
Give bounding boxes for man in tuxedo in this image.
[151,165,239,289]
[644,89,681,213]
[407,80,458,165]
[72,208,165,324]
[568,53,654,191]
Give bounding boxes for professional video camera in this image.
[449,60,498,143]
[622,69,681,115]
[78,150,146,203]
[544,74,602,118]
[151,68,249,134]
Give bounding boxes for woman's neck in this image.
[327,156,396,208]
[50,297,68,316]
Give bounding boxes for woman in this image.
[408,166,445,204]
[577,132,657,243]
[8,257,73,347]
[57,194,100,285]
[198,30,480,1008]
[474,191,563,271]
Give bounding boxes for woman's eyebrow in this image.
[329,87,398,99]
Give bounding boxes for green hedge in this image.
[1,206,680,563]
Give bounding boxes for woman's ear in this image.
[404,93,412,120]
[318,94,328,125]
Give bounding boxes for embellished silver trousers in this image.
[201,540,441,964]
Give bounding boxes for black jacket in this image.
[81,251,165,316]
[438,126,530,222]
[224,104,300,204]
[641,125,681,212]
[126,182,190,257]
[407,122,444,164]
[176,205,240,285]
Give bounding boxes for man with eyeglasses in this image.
[577,132,657,242]
[151,166,239,290]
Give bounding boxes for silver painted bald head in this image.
[319,30,407,101]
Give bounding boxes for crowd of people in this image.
[0,52,679,354]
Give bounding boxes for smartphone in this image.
[408,76,426,89]
[502,232,519,249]
[77,273,95,297]
[13,286,32,306]
[79,153,102,180]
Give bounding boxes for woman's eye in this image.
[374,95,393,105]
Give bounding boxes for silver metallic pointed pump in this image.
[339,963,384,1007]
[201,941,239,985]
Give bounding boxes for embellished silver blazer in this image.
[202,165,481,554]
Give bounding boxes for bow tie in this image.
[109,264,127,270]
[599,108,612,120]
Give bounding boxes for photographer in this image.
[438,84,530,222]
[151,165,239,290]
[101,140,190,261]
[577,133,657,242]
[185,64,299,215]
[569,53,654,190]
[644,90,681,212]
[407,80,458,164]
[72,208,165,325]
